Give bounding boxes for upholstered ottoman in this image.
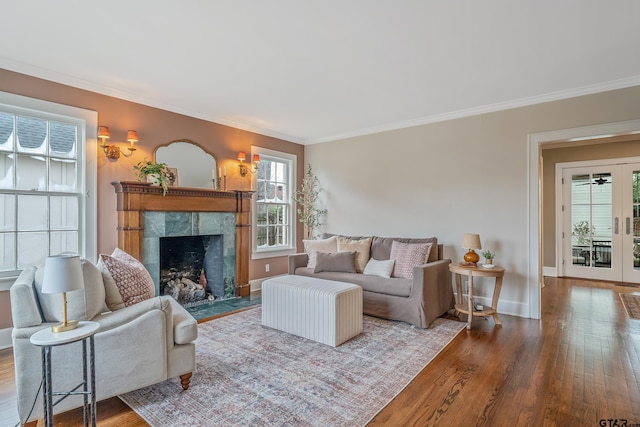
[261,275,363,347]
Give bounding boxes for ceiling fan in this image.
[579,174,611,185]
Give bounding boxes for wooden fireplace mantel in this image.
[111,181,254,296]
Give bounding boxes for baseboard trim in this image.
[0,327,12,349]
[249,274,287,292]
[543,266,557,277]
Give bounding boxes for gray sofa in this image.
[288,234,454,328]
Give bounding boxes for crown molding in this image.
[3,57,639,146]
[305,75,640,145]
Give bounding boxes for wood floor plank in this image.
[2,277,640,426]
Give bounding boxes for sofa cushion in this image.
[99,248,155,309]
[314,251,357,273]
[336,236,372,273]
[390,241,432,279]
[372,236,438,263]
[293,267,412,298]
[33,257,106,322]
[303,236,338,269]
[363,258,395,278]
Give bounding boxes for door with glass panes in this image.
[562,162,640,283]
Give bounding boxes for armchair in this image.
[10,258,197,425]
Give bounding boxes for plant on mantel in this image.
[292,164,327,239]
[133,159,175,196]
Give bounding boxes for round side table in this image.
[30,321,100,427]
[448,263,505,330]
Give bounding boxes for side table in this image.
[30,321,100,427]
[448,263,505,330]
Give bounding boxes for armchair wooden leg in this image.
[180,372,192,390]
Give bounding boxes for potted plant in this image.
[133,159,174,195]
[292,164,327,239]
[481,250,495,265]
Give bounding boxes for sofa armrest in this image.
[411,259,454,327]
[92,296,169,332]
[288,253,309,274]
[166,296,198,344]
[10,267,42,328]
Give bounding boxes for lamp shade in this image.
[461,233,482,250]
[127,130,138,142]
[41,254,84,294]
[252,154,260,163]
[97,126,110,139]
[237,151,246,162]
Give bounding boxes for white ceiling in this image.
[1,1,640,144]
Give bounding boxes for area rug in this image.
[119,307,465,427]
[620,293,640,319]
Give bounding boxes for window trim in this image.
[0,91,97,285]
[251,146,297,260]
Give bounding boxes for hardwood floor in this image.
[2,277,639,426]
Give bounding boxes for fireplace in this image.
[111,182,253,297]
[141,210,237,301]
[159,234,233,306]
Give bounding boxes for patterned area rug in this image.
[620,293,640,319]
[120,307,464,426]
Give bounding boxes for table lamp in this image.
[41,254,84,333]
[461,233,482,264]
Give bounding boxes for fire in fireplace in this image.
[159,234,233,306]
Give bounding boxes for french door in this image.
[561,161,640,284]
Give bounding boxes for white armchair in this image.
[10,258,197,425]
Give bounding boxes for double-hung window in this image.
[0,92,96,279]
[252,147,296,258]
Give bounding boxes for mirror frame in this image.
[154,139,219,188]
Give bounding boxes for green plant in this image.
[292,164,327,239]
[133,159,174,195]
[481,250,494,260]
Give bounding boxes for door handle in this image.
[614,217,619,234]
[627,217,631,235]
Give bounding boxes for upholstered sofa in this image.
[288,234,454,328]
[10,257,197,425]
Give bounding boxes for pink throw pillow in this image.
[390,241,432,279]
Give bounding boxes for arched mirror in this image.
[155,140,217,188]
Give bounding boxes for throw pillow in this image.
[314,251,357,274]
[303,236,338,269]
[390,241,433,279]
[98,248,155,309]
[363,258,395,278]
[336,236,372,273]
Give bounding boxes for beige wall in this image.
[306,85,640,317]
[542,137,640,267]
[0,69,304,329]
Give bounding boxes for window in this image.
[252,147,296,258]
[0,92,96,279]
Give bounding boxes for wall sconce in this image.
[238,151,260,177]
[98,126,137,160]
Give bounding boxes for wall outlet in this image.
[265,264,270,272]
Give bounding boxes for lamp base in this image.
[463,249,480,264]
[51,319,79,333]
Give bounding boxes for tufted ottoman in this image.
[261,275,363,347]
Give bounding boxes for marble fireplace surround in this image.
[111,181,254,297]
